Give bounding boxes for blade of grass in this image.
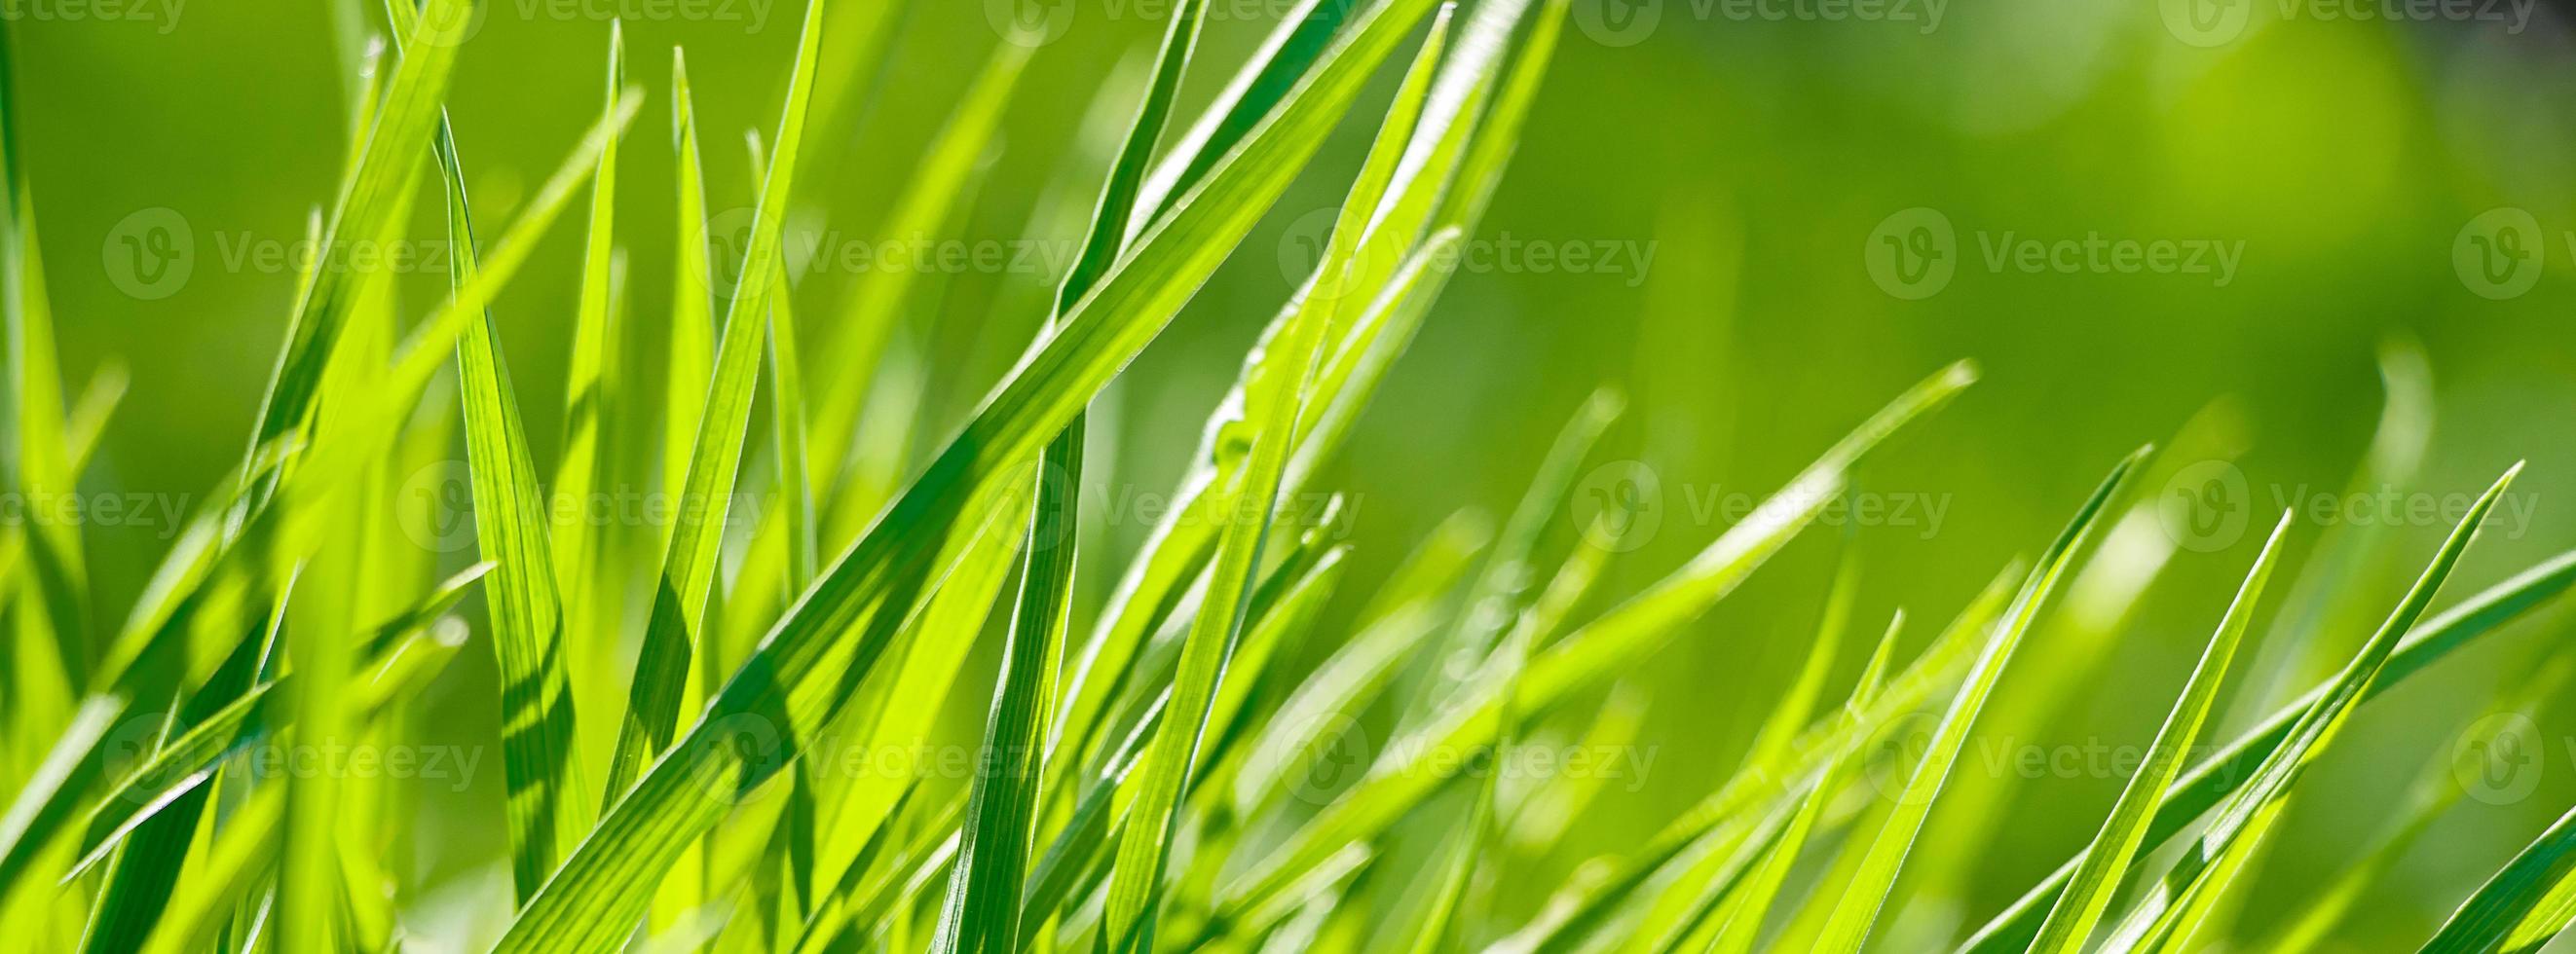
[1701,611,1908,954]
[1099,13,1457,948]
[2023,510,2293,954]
[494,3,1454,945]
[602,0,833,805]
[2097,464,2525,953]
[553,19,627,683]
[1810,446,2150,954]
[1959,544,2576,953]
[1226,363,1978,922]
[2420,802,2576,954]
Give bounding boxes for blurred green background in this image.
[13,0,2576,947]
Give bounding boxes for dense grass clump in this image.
[6,1,2576,952]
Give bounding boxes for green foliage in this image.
[9,2,2576,952]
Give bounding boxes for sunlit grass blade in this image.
[1100,12,1458,946]
[493,0,1453,946]
[1700,610,1907,954]
[805,39,1030,529]
[665,46,714,502]
[2096,464,2523,953]
[1226,362,1976,921]
[601,0,832,806]
[2023,510,2293,954]
[2420,802,2576,954]
[552,18,627,680]
[1810,445,2148,954]
[1960,544,2576,953]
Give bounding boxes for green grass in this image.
[9,1,2576,951]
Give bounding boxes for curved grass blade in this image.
[1959,544,2576,953]
[933,6,1207,949]
[494,2,1455,945]
[2024,510,2293,954]
[1700,611,1908,954]
[602,0,834,805]
[2420,802,2576,954]
[1810,445,2150,954]
[1226,363,1978,920]
[1100,15,1457,947]
[2097,464,2525,953]
[552,19,627,672]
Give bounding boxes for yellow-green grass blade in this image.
[235,0,467,522]
[1959,544,2576,954]
[1702,611,1908,954]
[1225,362,1978,921]
[1634,551,1874,954]
[492,3,1452,946]
[1810,446,2148,954]
[553,18,627,677]
[805,40,1030,527]
[2023,510,2293,954]
[2420,802,2576,954]
[72,581,286,954]
[2261,652,2576,952]
[1410,385,1621,718]
[388,0,601,898]
[602,0,832,806]
[666,46,714,504]
[1099,12,1457,944]
[2096,464,2524,953]
[132,781,284,954]
[1229,510,1488,816]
